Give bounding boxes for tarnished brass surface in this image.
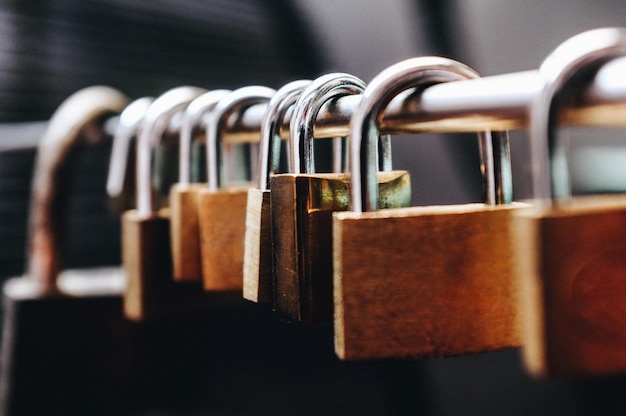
[271,171,410,322]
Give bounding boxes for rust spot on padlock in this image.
[570,245,626,347]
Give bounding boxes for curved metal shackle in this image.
[106,96,154,198]
[178,89,231,185]
[206,86,276,192]
[258,79,311,190]
[136,86,206,217]
[350,56,510,213]
[529,27,626,202]
[290,73,367,174]
[27,86,129,292]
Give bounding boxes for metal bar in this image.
[222,56,626,143]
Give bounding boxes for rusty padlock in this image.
[243,80,311,303]
[0,86,132,414]
[198,86,275,291]
[170,89,230,282]
[514,28,626,378]
[271,73,412,322]
[121,86,212,321]
[333,56,521,360]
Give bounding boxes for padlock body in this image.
[271,171,411,322]
[122,208,209,320]
[198,187,249,291]
[514,195,626,378]
[169,183,205,282]
[0,279,132,414]
[243,188,272,303]
[0,274,215,414]
[334,203,523,360]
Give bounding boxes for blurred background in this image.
[1,0,626,414]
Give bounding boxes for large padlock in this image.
[271,73,412,322]
[333,56,521,360]
[243,79,311,303]
[198,86,275,291]
[170,89,230,282]
[122,86,214,321]
[514,28,626,378]
[0,86,133,414]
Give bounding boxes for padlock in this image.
[514,28,626,378]
[271,73,412,322]
[333,56,521,360]
[122,86,214,321]
[0,86,133,414]
[198,86,275,291]
[106,96,154,213]
[170,89,230,282]
[243,79,311,303]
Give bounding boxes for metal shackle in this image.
[136,86,206,217]
[206,86,276,192]
[258,80,311,190]
[349,56,512,213]
[27,86,129,292]
[106,96,154,199]
[290,73,367,175]
[178,89,231,185]
[529,27,626,203]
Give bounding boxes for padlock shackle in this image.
[529,27,626,202]
[178,89,231,185]
[258,80,311,190]
[290,73,367,175]
[27,86,129,292]
[206,86,276,192]
[136,86,206,217]
[349,56,512,213]
[106,96,154,199]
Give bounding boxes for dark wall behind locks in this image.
[2,0,626,415]
[0,0,327,278]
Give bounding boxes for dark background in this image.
[1,0,626,414]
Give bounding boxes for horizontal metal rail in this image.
[220,56,626,143]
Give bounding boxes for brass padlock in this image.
[122,86,211,320]
[243,80,311,303]
[271,73,412,322]
[514,28,626,378]
[170,89,230,282]
[333,57,521,360]
[198,86,275,291]
[0,86,132,414]
[106,96,154,213]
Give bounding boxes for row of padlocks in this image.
[3,27,626,413]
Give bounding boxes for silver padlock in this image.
[243,79,311,303]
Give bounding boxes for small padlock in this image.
[271,73,412,322]
[0,86,133,414]
[198,86,275,291]
[514,28,626,378]
[333,57,521,360]
[122,86,213,321]
[170,89,230,282]
[106,96,154,213]
[243,80,311,303]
